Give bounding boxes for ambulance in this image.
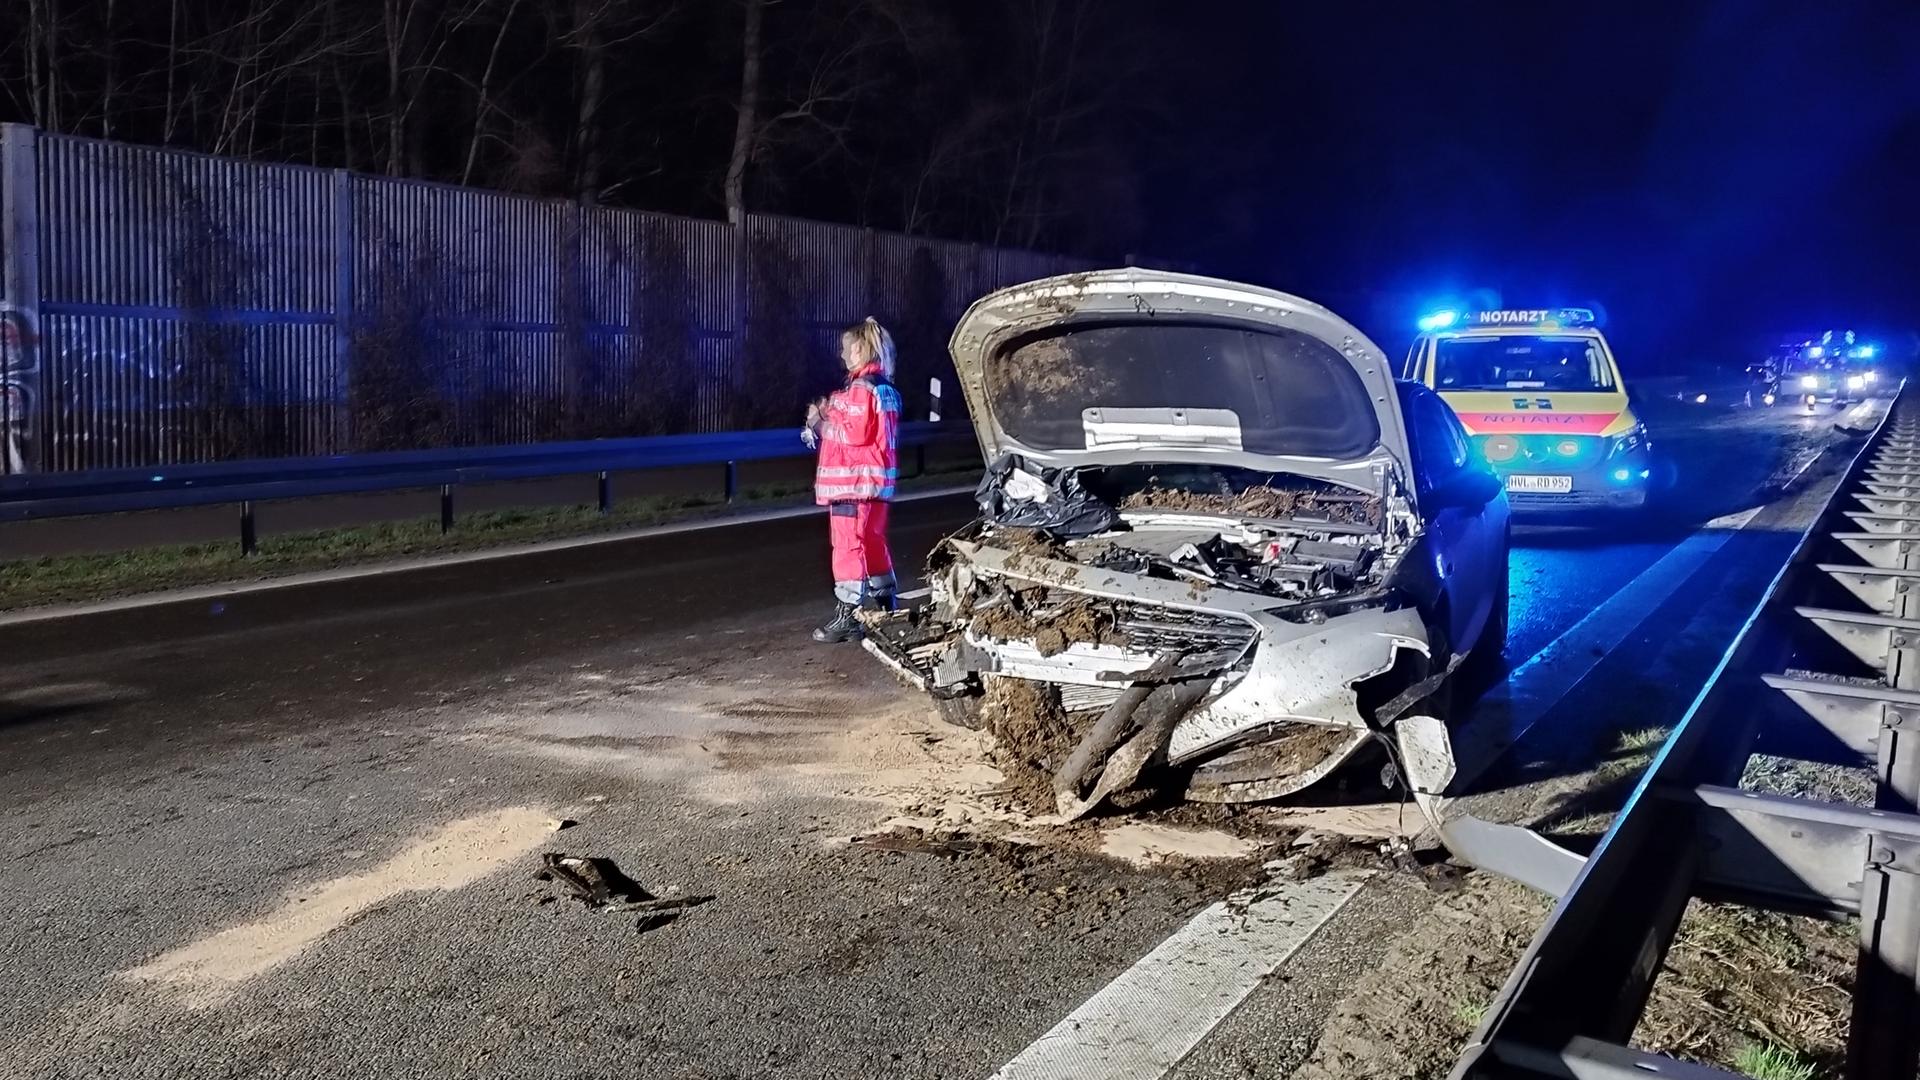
[1402,307,1651,511]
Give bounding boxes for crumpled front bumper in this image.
[862,540,1436,799]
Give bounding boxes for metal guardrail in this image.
[0,421,974,552]
[1452,385,1920,1079]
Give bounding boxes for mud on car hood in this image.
[949,271,1414,494]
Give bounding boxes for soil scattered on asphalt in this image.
[980,676,1079,813]
[122,805,556,1006]
[844,824,1244,931]
[1097,821,1264,865]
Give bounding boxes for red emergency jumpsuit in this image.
[814,362,901,604]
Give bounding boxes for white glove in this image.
[800,427,819,450]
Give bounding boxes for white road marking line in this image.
[989,872,1368,1080]
[1783,446,1826,490]
[0,484,977,627]
[1444,504,1766,793]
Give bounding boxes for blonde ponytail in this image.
[845,316,897,380]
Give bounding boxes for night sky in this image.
[1140,1,1920,362]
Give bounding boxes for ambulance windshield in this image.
[1433,335,1616,392]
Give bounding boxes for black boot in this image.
[811,602,863,643]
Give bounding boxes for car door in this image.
[1402,382,1506,657]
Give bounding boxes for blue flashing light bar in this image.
[1417,309,1459,332]
[1452,307,1599,329]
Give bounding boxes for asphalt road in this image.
[0,398,1875,1080]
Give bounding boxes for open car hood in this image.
[948,271,1414,495]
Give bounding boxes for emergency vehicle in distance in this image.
[1772,331,1882,411]
[1403,307,1651,511]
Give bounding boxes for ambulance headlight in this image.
[1848,375,1866,390]
[1800,375,1820,389]
[1607,424,1647,459]
[1807,346,1825,358]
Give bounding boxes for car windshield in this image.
[984,321,1382,459]
[1433,334,1616,391]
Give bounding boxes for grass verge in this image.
[0,469,979,611]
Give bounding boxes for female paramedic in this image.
[803,317,902,643]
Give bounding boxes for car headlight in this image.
[1800,375,1820,389]
[1866,370,1879,383]
[1847,375,1866,390]
[1608,424,1647,459]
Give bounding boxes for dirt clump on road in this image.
[980,676,1080,814]
[845,824,1182,931]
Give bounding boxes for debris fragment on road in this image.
[534,853,714,933]
[847,828,997,857]
[536,853,651,906]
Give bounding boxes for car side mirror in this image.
[1431,468,1502,509]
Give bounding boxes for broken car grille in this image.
[1115,602,1257,659]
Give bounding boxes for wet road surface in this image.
[0,399,1874,1080]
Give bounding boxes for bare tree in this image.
[461,0,523,184]
[724,0,763,224]
[25,0,61,129]
[558,0,674,204]
[0,0,1150,254]
[726,0,900,220]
